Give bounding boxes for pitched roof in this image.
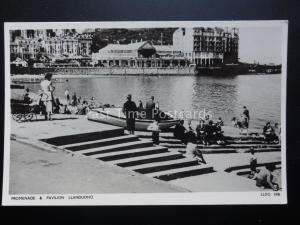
[98,41,154,52]
[153,45,175,52]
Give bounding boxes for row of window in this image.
[193,47,238,52]
[193,35,238,40]
[109,50,133,53]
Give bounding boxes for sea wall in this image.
[11,66,196,76]
[54,67,196,76]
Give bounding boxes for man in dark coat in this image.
[173,120,187,144]
[123,94,138,134]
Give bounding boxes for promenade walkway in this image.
[10,114,282,193]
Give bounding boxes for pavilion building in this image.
[91,41,189,68]
[92,27,239,68]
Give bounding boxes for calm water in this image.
[25,74,281,129]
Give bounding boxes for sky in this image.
[238,26,283,65]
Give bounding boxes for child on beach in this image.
[147,121,161,145]
[249,147,257,178]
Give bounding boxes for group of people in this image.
[122,94,163,145]
[231,106,250,134]
[23,73,101,120]
[122,94,160,126]
[122,94,209,164]
[64,89,97,109]
[231,106,281,144]
[64,89,82,107]
[25,83,281,189]
[60,92,100,116]
[263,122,281,144]
[173,117,225,146]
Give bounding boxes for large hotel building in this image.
[173,27,239,66]
[10,29,93,60]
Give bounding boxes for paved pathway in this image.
[9,140,186,194]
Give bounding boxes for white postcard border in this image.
[2,20,288,205]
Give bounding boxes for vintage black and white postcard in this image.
[2,21,288,205]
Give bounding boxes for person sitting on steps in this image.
[196,119,208,145]
[263,122,277,143]
[173,120,186,144]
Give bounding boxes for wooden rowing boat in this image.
[87,107,179,131]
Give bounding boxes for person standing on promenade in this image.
[40,73,55,120]
[65,89,70,104]
[138,100,144,112]
[23,88,32,104]
[242,106,250,132]
[242,106,250,121]
[72,92,78,106]
[123,94,138,134]
[146,96,155,119]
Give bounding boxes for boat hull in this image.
[87,108,179,131]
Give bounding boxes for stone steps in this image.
[93,146,168,161]
[137,132,266,141]
[77,140,154,156]
[147,137,269,145]
[236,164,282,176]
[202,147,281,154]
[40,128,125,146]
[163,143,280,149]
[64,135,139,151]
[129,158,200,174]
[113,152,185,167]
[145,165,215,181]
[225,161,281,173]
[41,128,215,182]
